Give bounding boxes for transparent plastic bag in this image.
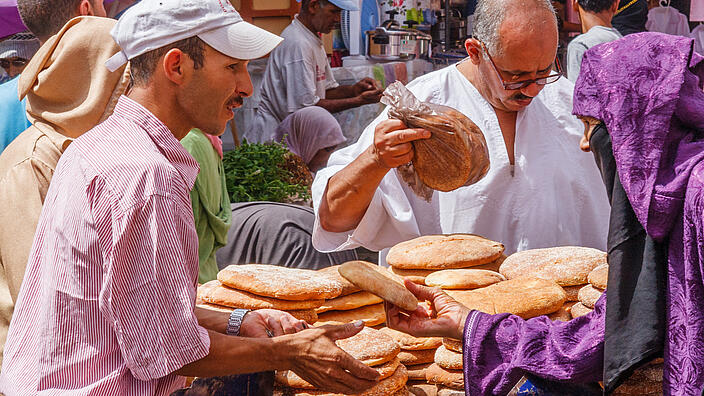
[380,81,490,202]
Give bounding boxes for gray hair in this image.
[473,0,556,56]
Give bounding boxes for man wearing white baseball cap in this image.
[0,1,379,394]
[247,0,383,143]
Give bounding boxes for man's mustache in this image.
[228,96,244,107]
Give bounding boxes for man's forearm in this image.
[174,330,288,377]
[318,145,390,232]
[325,85,357,99]
[194,306,231,334]
[316,96,364,113]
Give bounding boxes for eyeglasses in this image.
[0,59,28,69]
[480,42,563,90]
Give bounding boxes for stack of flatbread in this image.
[386,234,505,285]
[274,327,409,396]
[312,264,394,327]
[498,247,607,321]
[612,359,663,395]
[571,263,608,319]
[378,327,441,394]
[197,264,346,324]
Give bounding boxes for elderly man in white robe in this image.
[311,0,610,260]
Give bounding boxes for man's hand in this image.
[282,321,380,394]
[385,279,470,340]
[371,119,431,169]
[353,77,380,95]
[358,88,383,105]
[240,309,309,338]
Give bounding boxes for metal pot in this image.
[365,27,417,61]
[366,27,433,60]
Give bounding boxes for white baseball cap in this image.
[296,0,359,11]
[105,0,283,72]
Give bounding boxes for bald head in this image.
[474,0,557,57]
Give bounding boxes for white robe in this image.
[311,63,610,258]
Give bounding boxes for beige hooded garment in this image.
[0,16,129,361]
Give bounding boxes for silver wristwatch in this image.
[226,308,251,336]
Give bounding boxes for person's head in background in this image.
[573,0,620,32]
[17,0,107,44]
[298,0,344,34]
[274,106,346,173]
[0,32,40,78]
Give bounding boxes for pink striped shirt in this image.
[0,96,210,395]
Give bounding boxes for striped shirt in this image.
[0,96,210,395]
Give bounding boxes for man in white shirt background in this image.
[247,0,383,143]
[312,0,611,262]
[566,0,622,81]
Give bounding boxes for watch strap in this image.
[226,308,251,336]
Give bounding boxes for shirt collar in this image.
[113,95,200,189]
[292,15,323,45]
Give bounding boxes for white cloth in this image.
[248,16,339,143]
[566,26,622,82]
[274,106,346,164]
[311,63,610,259]
[646,6,690,37]
[692,24,704,55]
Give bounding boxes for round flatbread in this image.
[499,247,607,286]
[218,265,342,301]
[447,277,566,319]
[434,345,462,370]
[406,363,434,380]
[315,303,386,327]
[562,284,583,302]
[612,379,662,395]
[442,338,462,353]
[398,348,437,365]
[276,357,401,389]
[407,381,438,396]
[588,263,609,290]
[469,254,506,272]
[195,302,318,324]
[379,327,443,350]
[425,363,463,390]
[425,269,505,289]
[277,365,408,396]
[198,280,324,310]
[437,387,465,396]
[338,261,418,311]
[335,326,400,366]
[315,292,384,314]
[389,266,436,284]
[547,301,577,322]
[570,302,593,319]
[629,363,663,383]
[387,234,504,270]
[318,265,361,296]
[578,284,603,309]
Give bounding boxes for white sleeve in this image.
[311,108,422,253]
[325,61,339,91]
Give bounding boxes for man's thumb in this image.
[327,320,365,341]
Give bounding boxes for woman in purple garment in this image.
[386,32,704,396]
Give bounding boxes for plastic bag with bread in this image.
[381,81,490,201]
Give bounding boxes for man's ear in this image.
[464,38,483,65]
[610,0,620,13]
[78,0,93,16]
[162,49,188,85]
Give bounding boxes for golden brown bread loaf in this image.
[387,234,504,270]
[561,284,584,302]
[388,266,436,284]
[315,303,386,327]
[588,263,609,289]
[547,301,577,322]
[198,280,324,310]
[403,106,490,192]
[275,365,408,396]
[314,291,384,314]
[499,246,607,286]
[570,302,593,318]
[406,363,434,380]
[318,265,362,296]
[407,381,438,396]
[338,261,418,311]
[442,338,462,353]
[275,357,401,389]
[218,264,343,301]
[398,348,437,365]
[578,284,603,309]
[434,345,463,370]
[424,268,505,289]
[446,277,566,319]
[379,327,443,350]
[425,363,464,390]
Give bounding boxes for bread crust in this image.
[387,235,504,270]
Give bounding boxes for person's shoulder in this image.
[0,78,22,109]
[0,127,43,170]
[567,33,590,50]
[406,65,457,101]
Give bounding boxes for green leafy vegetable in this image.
[223,141,312,203]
